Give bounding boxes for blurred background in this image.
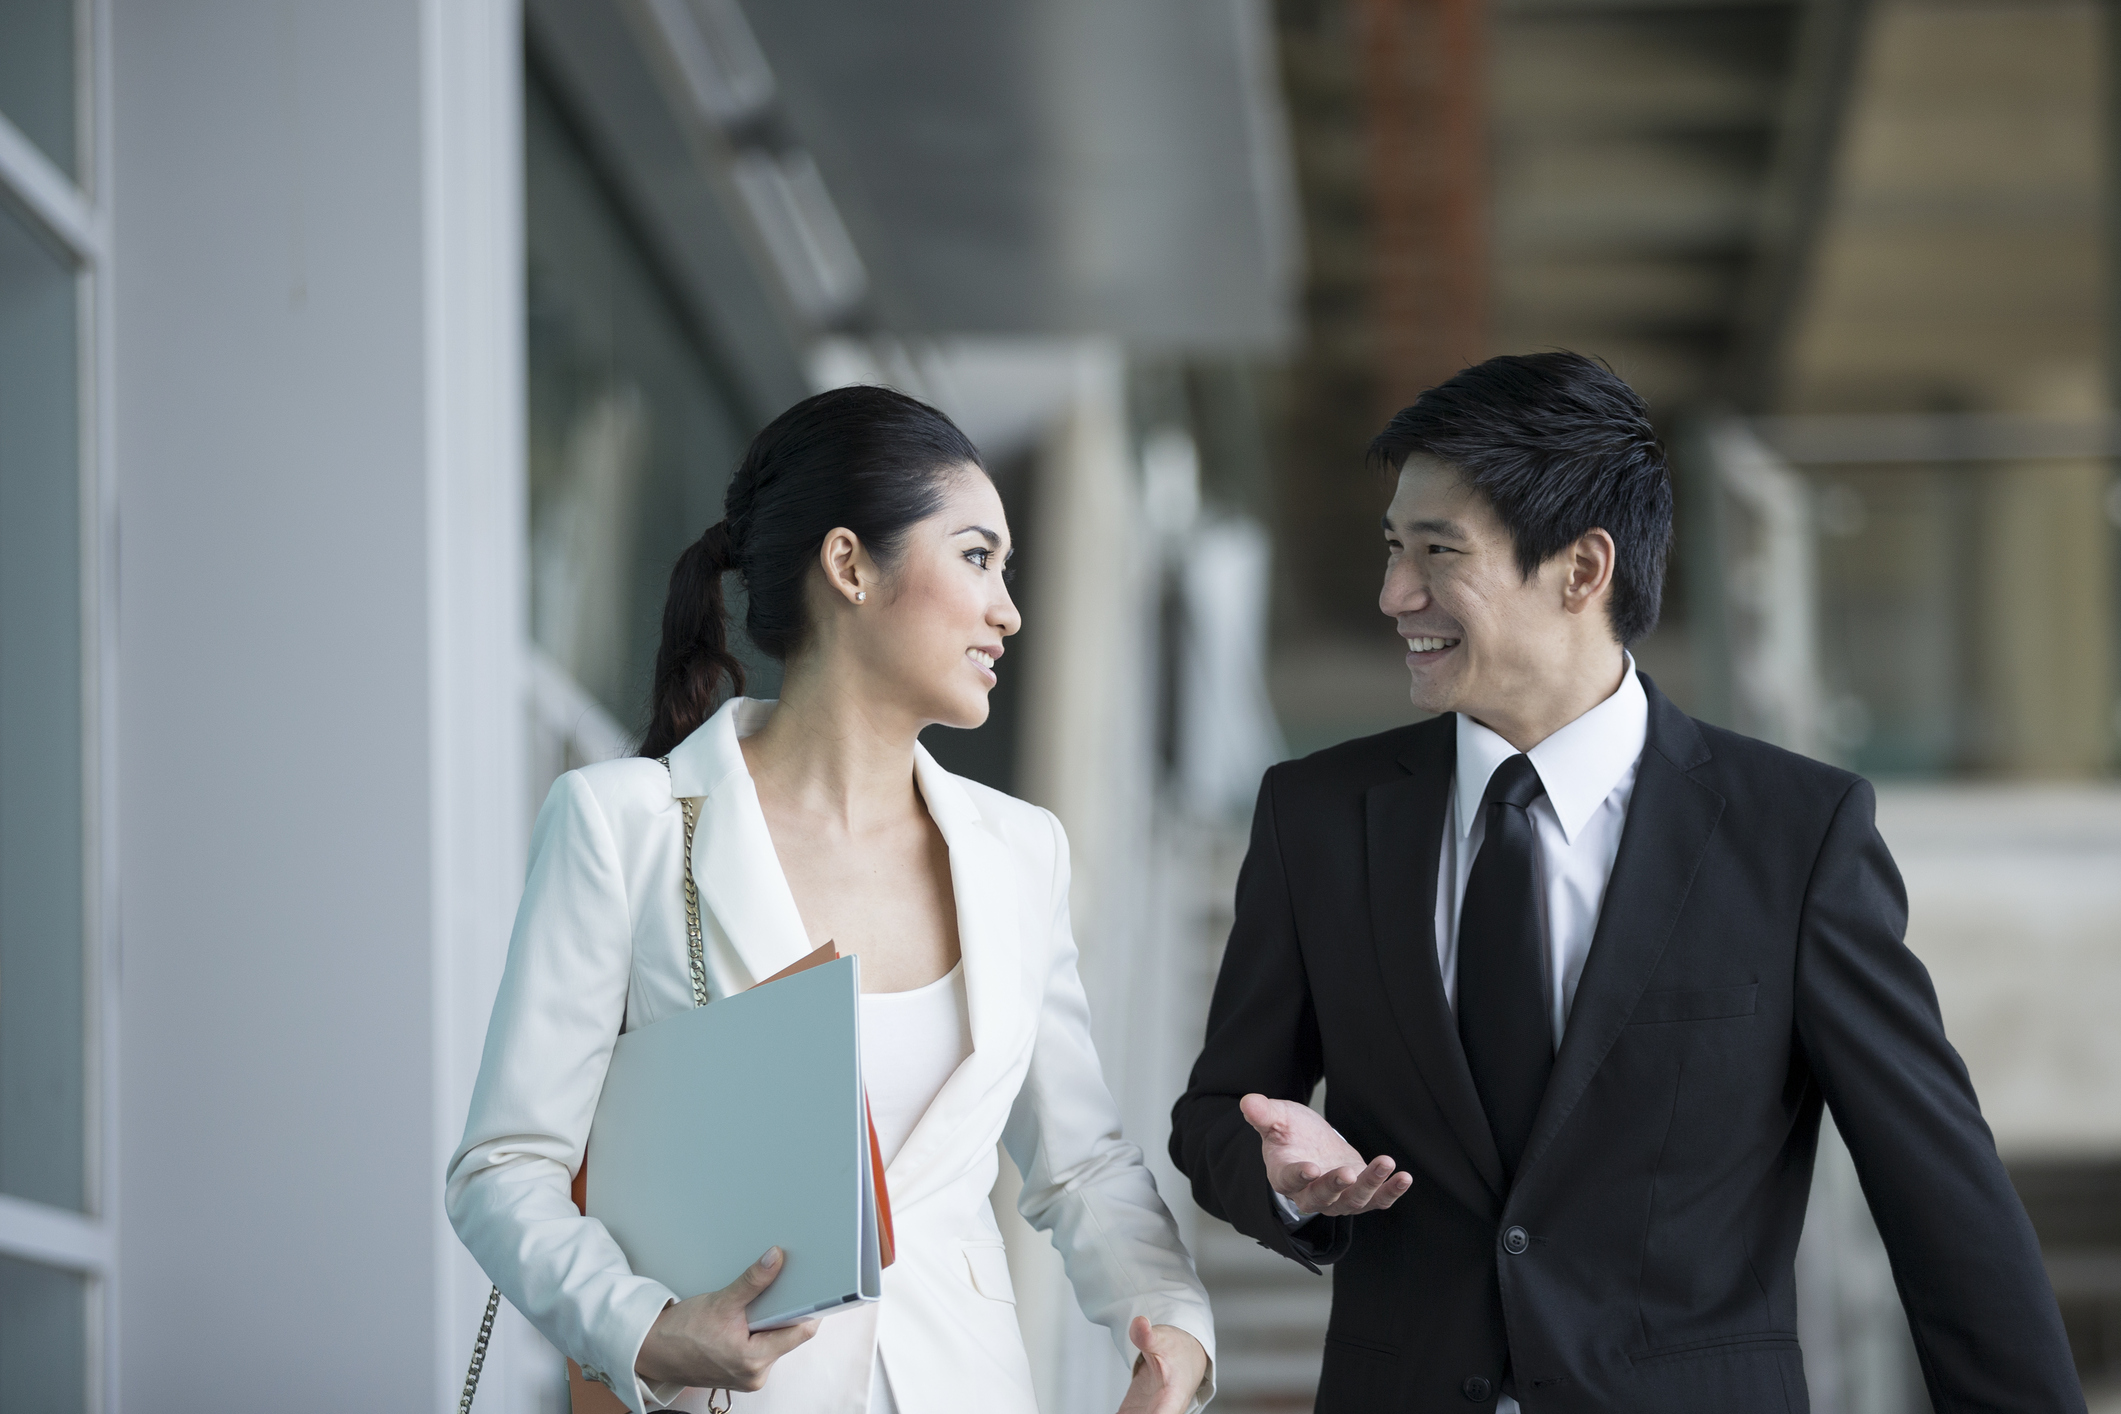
[0,0,2116,1409]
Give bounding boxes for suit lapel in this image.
[1516,685,1724,1182]
[874,748,1032,1207]
[664,698,818,988]
[1367,718,1507,1208]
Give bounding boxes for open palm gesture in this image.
[1241,1093,1413,1217]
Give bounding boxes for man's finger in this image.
[1344,1156,1398,1207]
[1372,1171,1415,1207]
[1239,1093,1289,1141]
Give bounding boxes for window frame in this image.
[0,0,118,1408]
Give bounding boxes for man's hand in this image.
[1241,1093,1413,1217]
[634,1248,820,1392]
[1116,1317,1209,1414]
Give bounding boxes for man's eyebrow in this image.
[953,524,1005,549]
[1382,516,1468,537]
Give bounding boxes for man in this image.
[1169,353,2082,1412]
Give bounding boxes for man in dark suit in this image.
[1169,353,2082,1412]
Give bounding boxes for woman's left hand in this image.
[1116,1317,1209,1414]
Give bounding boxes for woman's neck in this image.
[739,659,924,832]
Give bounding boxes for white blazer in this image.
[447,698,1216,1413]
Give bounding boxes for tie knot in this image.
[1483,753,1546,812]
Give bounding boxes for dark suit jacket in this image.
[1170,679,2082,1412]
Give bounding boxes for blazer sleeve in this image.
[445,772,681,1414]
[1000,809,1219,1412]
[1793,778,2083,1413]
[1169,767,1354,1270]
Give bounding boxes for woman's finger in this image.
[753,1317,820,1359]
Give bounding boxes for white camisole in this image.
[859,961,973,1167]
[860,963,973,1414]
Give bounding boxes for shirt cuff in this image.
[1271,1189,1311,1228]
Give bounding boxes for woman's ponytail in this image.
[638,520,745,759]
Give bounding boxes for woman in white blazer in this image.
[448,387,1214,1414]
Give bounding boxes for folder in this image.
[583,950,890,1330]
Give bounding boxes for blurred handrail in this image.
[1750,411,2121,464]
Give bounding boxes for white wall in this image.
[112,2,526,1407]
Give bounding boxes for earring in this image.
[855,591,866,602]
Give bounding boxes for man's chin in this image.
[1405,678,1460,718]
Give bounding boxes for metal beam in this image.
[1721,0,1873,407]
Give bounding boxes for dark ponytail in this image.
[637,385,985,758]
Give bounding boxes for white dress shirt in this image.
[1437,655,1648,1048]
[1277,657,1648,1413]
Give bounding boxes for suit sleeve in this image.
[445,773,681,1414]
[1793,778,2082,1413]
[1169,767,1354,1271]
[1001,809,1218,1413]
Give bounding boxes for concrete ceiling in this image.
[735,0,1305,352]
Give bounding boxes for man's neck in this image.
[1464,648,1628,754]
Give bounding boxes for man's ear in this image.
[1562,528,1617,618]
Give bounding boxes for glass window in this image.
[526,67,767,737]
[0,200,86,1214]
[0,1253,88,1410]
[0,0,78,180]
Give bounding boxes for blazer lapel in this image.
[1367,718,1507,1209]
[666,698,818,989]
[1516,684,1725,1182]
[875,747,1032,1206]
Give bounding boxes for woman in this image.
[448,387,1215,1414]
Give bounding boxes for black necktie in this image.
[1457,753,1552,1183]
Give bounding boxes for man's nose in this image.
[1380,561,1429,617]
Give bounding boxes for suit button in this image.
[1463,1376,1493,1401]
[1503,1225,1530,1254]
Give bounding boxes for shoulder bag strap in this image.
[459,759,712,1411]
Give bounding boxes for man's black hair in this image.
[1367,351,1673,645]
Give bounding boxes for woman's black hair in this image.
[638,385,986,758]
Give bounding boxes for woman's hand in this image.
[634,1248,821,1392]
[1116,1317,1209,1414]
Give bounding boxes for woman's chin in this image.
[925,687,993,733]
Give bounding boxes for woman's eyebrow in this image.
[953,525,1004,548]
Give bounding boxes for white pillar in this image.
[112,2,527,1407]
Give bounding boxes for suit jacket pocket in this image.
[965,1241,1017,1304]
[1627,983,1758,1026]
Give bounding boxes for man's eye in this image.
[1428,544,1456,554]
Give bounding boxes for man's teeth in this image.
[969,649,995,670]
[1405,637,1459,653]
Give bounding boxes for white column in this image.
[112,2,527,1406]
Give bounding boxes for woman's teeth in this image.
[968,649,995,670]
[1405,636,1459,653]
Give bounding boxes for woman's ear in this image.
[819,526,872,605]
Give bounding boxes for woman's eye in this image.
[966,548,991,569]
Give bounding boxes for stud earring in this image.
[855,591,866,602]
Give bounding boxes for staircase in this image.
[1195,1213,1333,1412]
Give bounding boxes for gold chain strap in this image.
[671,760,729,1413]
[678,789,708,1007]
[458,761,715,1411]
